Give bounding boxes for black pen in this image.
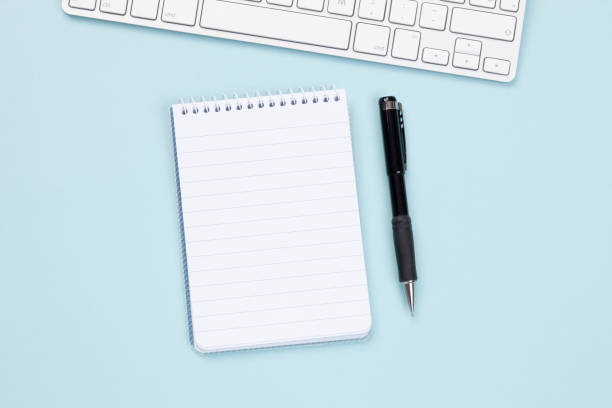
[379,96,418,315]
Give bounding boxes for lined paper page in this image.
[171,90,371,352]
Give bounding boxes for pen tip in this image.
[405,281,415,316]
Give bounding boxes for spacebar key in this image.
[201,1,352,50]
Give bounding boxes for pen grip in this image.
[392,215,417,283]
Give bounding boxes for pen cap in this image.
[379,96,406,176]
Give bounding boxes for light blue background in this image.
[1,1,611,407]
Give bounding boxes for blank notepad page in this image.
[170,89,371,353]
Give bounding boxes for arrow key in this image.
[453,52,480,70]
[483,57,511,75]
[422,48,449,65]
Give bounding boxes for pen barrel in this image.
[388,173,408,216]
[392,215,418,283]
[379,108,405,175]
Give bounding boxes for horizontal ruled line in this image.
[180,150,352,169]
[186,224,360,244]
[192,283,366,303]
[192,298,369,318]
[184,209,359,229]
[189,254,362,274]
[188,239,362,258]
[178,135,349,154]
[180,165,353,184]
[182,180,354,200]
[190,268,364,288]
[176,120,349,140]
[194,313,370,333]
[182,194,356,214]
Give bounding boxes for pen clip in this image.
[398,103,407,171]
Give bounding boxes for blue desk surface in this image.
[2,2,611,407]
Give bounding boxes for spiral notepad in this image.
[170,88,371,353]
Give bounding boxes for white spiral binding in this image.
[179,86,340,115]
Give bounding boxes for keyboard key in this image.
[162,0,199,26]
[69,0,96,10]
[201,1,352,50]
[419,3,448,31]
[328,0,356,16]
[441,0,464,3]
[298,0,325,12]
[389,0,418,26]
[391,29,420,61]
[454,38,481,55]
[131,0,160,20]
[353,23,390,56]
[500,0,520,12]
[453,53,479,70]
[358,0,387,21]
[469,0,495,8]
[422,48,449,65]
[268,0,293,6]
[100,0,128,15]
[483,57,510,75]
[450,8,516,41]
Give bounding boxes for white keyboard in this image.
[63,0,526,82]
